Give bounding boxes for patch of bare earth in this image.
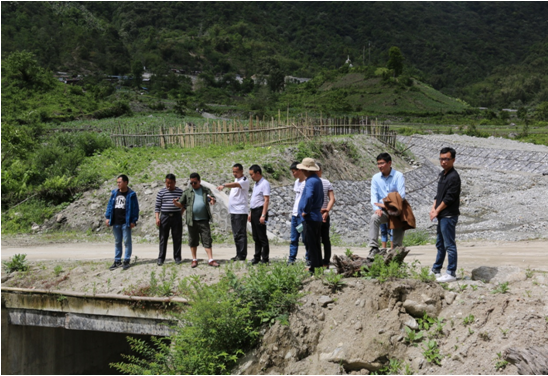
[236,271,548,375]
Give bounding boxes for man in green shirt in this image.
[173,172,220,268]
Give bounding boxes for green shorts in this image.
[187,220,212,248]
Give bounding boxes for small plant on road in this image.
[323,270,346,290]
[491,282,510,294]
[499,328,509,337]
[422,340,443,365]
[463,314,475,326]
[525,267,534,279]
[404,326,424,345]
[3,254,29,273]
[53,265,63,276]
[345,248,353,257]
[494,352,509,371]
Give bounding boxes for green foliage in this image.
[422,340,443,366]
[373,358,403,375]
[3,254,29,273]
[362,254,409,283]
[387,46,404,77]
[494,352,509,371]
[322,270,346,290]
[112,261,308,374]
[53,265,63,276]
[491,282,510,294]
[404,326,425,345]
[463,314,475,326]
[345,248,353,257]
[402,230,431,246]
[294,141,322,163]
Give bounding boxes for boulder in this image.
[471,266,526,284]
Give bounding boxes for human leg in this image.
[113,225,123,262]
[368,212,389,249]
[380,223,388,249]
[231,214,248,260]
[432,221,446,274]
[158,214,170,262]
[289,216,300,262]
[122,223,132,261]
[304,221,322,273]
[250,208,262,262]
[441,217,458,276]
[321,216,331,266]
[172,214,183,262]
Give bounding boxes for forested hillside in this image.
[2,1,548,107]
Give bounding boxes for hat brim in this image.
[297,163,320,171]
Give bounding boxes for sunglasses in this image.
[190,181,199,185]
[439,158,453,162]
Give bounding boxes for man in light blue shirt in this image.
[368,153,405,257]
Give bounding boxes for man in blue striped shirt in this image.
[155,174,184,266]
[368,153,405,257]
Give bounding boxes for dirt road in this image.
[2,240,547,271]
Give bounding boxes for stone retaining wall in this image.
[399,135,548,174]
[265,159,440,243]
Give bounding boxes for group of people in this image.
[104,147,461,282]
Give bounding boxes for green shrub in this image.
[3,254,29,273]
[363,254,409,283]
[403,230,431,246]
[112,261,309,374]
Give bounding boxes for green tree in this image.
[387,46,404,77]
[131,61,144,88]
[536,102,548,121]
[2,51,55,91]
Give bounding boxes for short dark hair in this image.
[316,162,323,171]
[233,163,243,171]
[117,174,129,183]
[290,161,299,170]
[249,164,262,174]
[376,153,392,163]
[440,147,456,159]
[165,173,176,181]
[189,172,201,180]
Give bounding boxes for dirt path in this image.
[2,240,547,271]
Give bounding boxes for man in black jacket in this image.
[430,147,461,283]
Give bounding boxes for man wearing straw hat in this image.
[297,158,324,274]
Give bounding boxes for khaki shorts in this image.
[187,220,212,248]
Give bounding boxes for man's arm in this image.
[130,194,139,229]
[322,190,336,222]
[370,178,382,216]
[260,196,269,224]
[397,173,406,200]
[217,182,241,190]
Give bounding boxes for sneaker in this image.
[122,261,130,270]
[109,261,121,271]
[251,259,260,265]
[175,259,183,265]
[368,247,381,258]
[230,256,246,261]
[437,274,457,283]
[429,270,441,279]
[287,259,296,266]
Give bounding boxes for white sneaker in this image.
[437,274,457,283]
[429,270,441,278]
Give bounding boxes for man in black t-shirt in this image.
[105,174,140,270]
[430,147,461,283]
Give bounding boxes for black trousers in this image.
[158,212,183,262]
[321,215,332,265]
[231,214,248,259]
[250,207,269,262]
[303,220,322,272]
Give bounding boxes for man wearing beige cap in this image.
[296,158,324,274]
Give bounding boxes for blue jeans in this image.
[113,224,132,262]
[380,223,393,243]
[432,216,458,276]
[289,216,304,262]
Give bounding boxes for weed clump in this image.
[3,254,29,273]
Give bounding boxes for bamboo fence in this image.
[110,115,397,149]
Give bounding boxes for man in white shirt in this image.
[288,162,306,264]
[248,164,271,265]
[217,163,250,261]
